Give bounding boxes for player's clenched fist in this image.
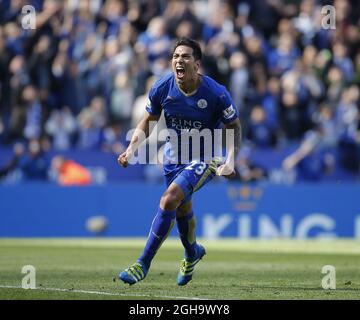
[118,150,130,168]
[118,155,128,167]
[216,163,236,179]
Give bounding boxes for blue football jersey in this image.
[146,73,239,164]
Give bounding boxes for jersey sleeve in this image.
[218,88,239,124]
[145,85,163,115]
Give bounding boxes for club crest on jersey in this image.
[197,99,207,109]
[223,104,236,119]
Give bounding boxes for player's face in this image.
[172,45,200,83]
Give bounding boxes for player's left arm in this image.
[217,118,242,179]
[216,88,242,179]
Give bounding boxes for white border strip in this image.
[0,285,208,300]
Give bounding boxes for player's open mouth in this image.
[176,66,185,79]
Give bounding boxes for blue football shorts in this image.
[163,158,223,204]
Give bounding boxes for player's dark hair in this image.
[173,38,202,61]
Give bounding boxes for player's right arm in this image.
[118,112,160,167]
[119,78,164,167]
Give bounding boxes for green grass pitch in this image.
[0,238,360,300]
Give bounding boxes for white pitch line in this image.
[0,285,208,300]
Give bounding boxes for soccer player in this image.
[117,38,241,286]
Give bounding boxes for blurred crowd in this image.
[0,0,359,184]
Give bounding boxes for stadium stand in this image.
[0,0,359,184]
